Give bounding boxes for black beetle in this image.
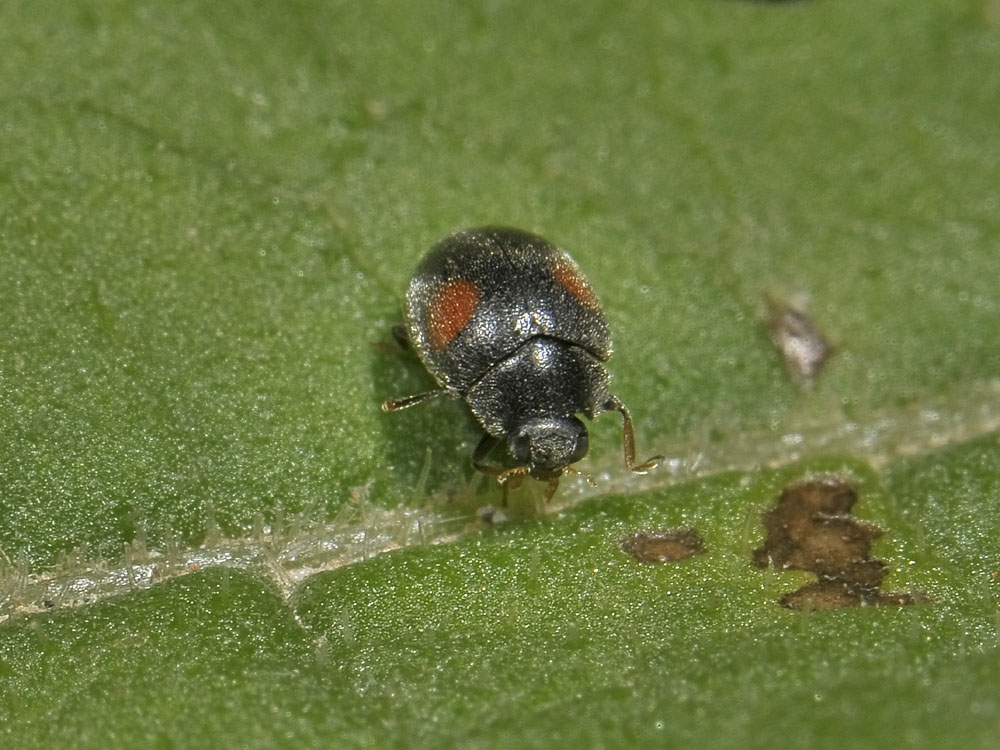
[383,227,661,501]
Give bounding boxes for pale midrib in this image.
[2,376,998,622]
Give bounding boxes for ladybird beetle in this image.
[382,227,662,501]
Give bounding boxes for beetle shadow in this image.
[370,324,489,506]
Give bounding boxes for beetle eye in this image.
[509,431,532,464]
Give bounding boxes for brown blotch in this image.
[553,261,601,310]
[753,479,922,610]
[767,301,833,385]
[428,280,480,350]
[621,527,705,564]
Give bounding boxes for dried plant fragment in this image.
[768,300,833,385]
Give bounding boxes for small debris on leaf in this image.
[767,298,833,385]
[476,505,508,525]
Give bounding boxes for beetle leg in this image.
[381,389,448,411]
[471,433,503,474]
[496,467,530,507]
[501,472,529,506]
[472,435,531,506]
[471,435,524,506]
[390,324,411,350]
[541,476,561,503]
[604,396,664,474]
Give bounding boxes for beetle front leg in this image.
[473,434,530,506]
[604,396,664,474]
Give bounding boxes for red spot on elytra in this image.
[553,261,601,310]
[429,280,481,349]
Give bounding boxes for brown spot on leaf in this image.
[621,527,705,564]
[754,479,922,610]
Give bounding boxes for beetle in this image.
[382,226,662,501]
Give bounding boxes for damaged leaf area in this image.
[620,527,705,564]
[753,479,922,610]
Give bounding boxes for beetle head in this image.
[508,417,589,479]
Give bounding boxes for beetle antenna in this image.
[563,465,597,487]
[382,389,448,412]
[496,466,531,485]
[605,396,664,474]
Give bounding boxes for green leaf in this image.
[1,0,998,747]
